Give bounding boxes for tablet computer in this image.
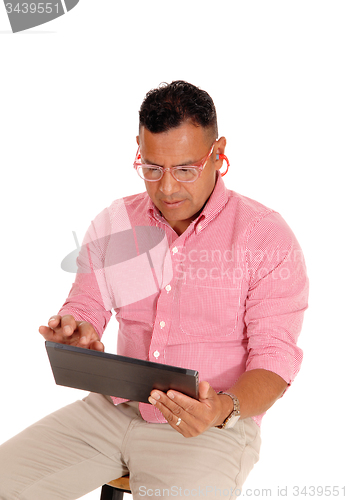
[45,341,199,403]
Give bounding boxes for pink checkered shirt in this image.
[59,174,308,426]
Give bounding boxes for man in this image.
[0,81,308,499]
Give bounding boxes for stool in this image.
[100,476,131,500]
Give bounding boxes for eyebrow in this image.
[141,157,199,167]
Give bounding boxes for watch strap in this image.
[216,391,241,429]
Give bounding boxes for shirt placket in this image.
[148,242,182,363]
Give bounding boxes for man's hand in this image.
[39,315,104,351]
[148,381,233,438]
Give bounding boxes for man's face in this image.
[137,121,226,235]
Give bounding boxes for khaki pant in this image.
[0,393,261,500]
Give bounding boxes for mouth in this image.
[161,199,186,209]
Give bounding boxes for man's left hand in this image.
[148,381,231,438]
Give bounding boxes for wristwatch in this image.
[216,391,241,429]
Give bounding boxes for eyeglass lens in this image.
[139,166,199,182]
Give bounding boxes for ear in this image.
[136,136,140,146]
[214,136,227,171]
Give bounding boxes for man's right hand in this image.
[39,315,104,351]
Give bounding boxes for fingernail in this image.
[80,336,87,343]
[167,392,175,399]
[63,326,71,335]
[151,392,160,400]
[48,317,56,323]
[148,397,157,405]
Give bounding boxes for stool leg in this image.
[100,484,125,500]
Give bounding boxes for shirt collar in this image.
[193,172,229,232]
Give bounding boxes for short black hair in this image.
[139,80,218,139]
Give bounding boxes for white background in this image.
[0,1,348,499]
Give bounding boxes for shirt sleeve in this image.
[58,208,113,339]
[244,211,309,386]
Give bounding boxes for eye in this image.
[140,166,162,180]
[174,167,198,182]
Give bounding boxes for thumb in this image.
[198,381,216,402]
[89,340,105,352]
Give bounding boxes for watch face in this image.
[225,415,240,429]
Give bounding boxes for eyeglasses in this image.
[133,143,216,183]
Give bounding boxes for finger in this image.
[39,316,61,335]
[165,383,216,414]
[148,391,214,437]
[76,321,99,347]
[39,316,61,339]
[148,393,185,431]
[149,391,193,427]
[38,325,55,339]
[149,390,193,415]
[48,315,61,328]
[165,390,200,416]
[38,323,79,344]
[60,315,77,338]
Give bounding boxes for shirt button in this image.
[172,246,178,254]
[165,284,172,292]
[160,321,166,328]
[153,350,160,358]
[197,224,202,231]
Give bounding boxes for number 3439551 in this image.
[5,3,60,14]
[292,486,346,496]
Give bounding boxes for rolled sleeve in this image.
[58,272,112,340]
[58,209,113,339]
[244,212,309,385]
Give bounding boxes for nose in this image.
[158,170,181,196]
